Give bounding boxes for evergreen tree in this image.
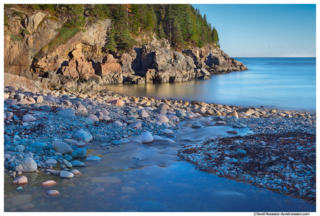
[130,4,140,34]
[112,4,131,50]
[158,22,165,39]
[105,26,117,52]
[164,4,174,41]
[184,12,193,40]
[172,18,183,45]
[145,7,156,31]
[212,27,219,44]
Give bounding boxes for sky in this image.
[192,4,316,57]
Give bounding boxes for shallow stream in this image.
[4,117,316,212]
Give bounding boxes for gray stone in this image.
[60,171,74,178]
[73,129,93,142]
[15,157,37,172]
[56,109,75,117]
[70,160,85,167]
[71,148,87,158]
[54,141,74,154]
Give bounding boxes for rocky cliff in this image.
[4,6,247,93]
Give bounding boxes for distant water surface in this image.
[106,58,316,111]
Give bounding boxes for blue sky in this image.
[192,4,316,57]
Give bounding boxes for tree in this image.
[112,5,131,50]
[158,22,165,39]
[184,12,193,40]
[145,7,156,31]
[105,26,117,52]
[65,4,85,28]
[172,18,183,45]
[212,27,219,44]
[164,4,174,41]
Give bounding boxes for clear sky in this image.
[192,4,316,57]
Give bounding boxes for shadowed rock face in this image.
[183,46,248,74]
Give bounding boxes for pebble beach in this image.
[3,85,316,210]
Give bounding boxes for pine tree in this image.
[158,22,165,39]
[184,12,193,41]
[172,18,183,45]
[105,26,117,52]
[112,4,131,50]
[164,5,174,41]
[145,7,156,31]
[212,27,219,44]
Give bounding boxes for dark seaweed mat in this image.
[178,132,316,205]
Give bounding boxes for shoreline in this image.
[178,132,316,206]
[104,81,316,114]
[4,85,316,210]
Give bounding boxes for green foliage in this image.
[90,4,109,20]
[172,18,183,45]
[211,27,219,43]
[4,15,9,26]
[6,32,23,41]
[105,26,117,52]
[18,4,220,51]
[21,29,30,35]
[157,22,165,39]
[31,4,56,14]
[111,5,132,51]
[64,4,85,28]
[36,27,81,57]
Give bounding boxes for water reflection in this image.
[106,58,316,111]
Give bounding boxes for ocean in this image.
[106,57,316,111]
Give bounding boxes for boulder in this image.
[60,171,74,179]
[73,129,93,142]
[22,114,36,122]
[71,148,87,158]
[236,108,255,115]
[137,131,153,143]
[196,68,211,80]
[155,115,169,123]
[15,157,37,172]
[87,114,99,122]
[54,141,74,154]
[12,176,28,185]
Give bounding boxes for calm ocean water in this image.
[106,58,316,111]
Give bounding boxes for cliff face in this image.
[4,6,247,93]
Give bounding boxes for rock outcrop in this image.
[4,6,247,90]
[4,73,48,92]
[183,45,248,74]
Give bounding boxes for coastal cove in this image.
[105,58,316,112]
[3,4,316,213]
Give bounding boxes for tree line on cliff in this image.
[13,4,220,52]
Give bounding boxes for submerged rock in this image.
[12,176,28,185]
[41,180,57,187]
[60,171,74,179]
[86,156,101,161]
[46,190,60,196]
